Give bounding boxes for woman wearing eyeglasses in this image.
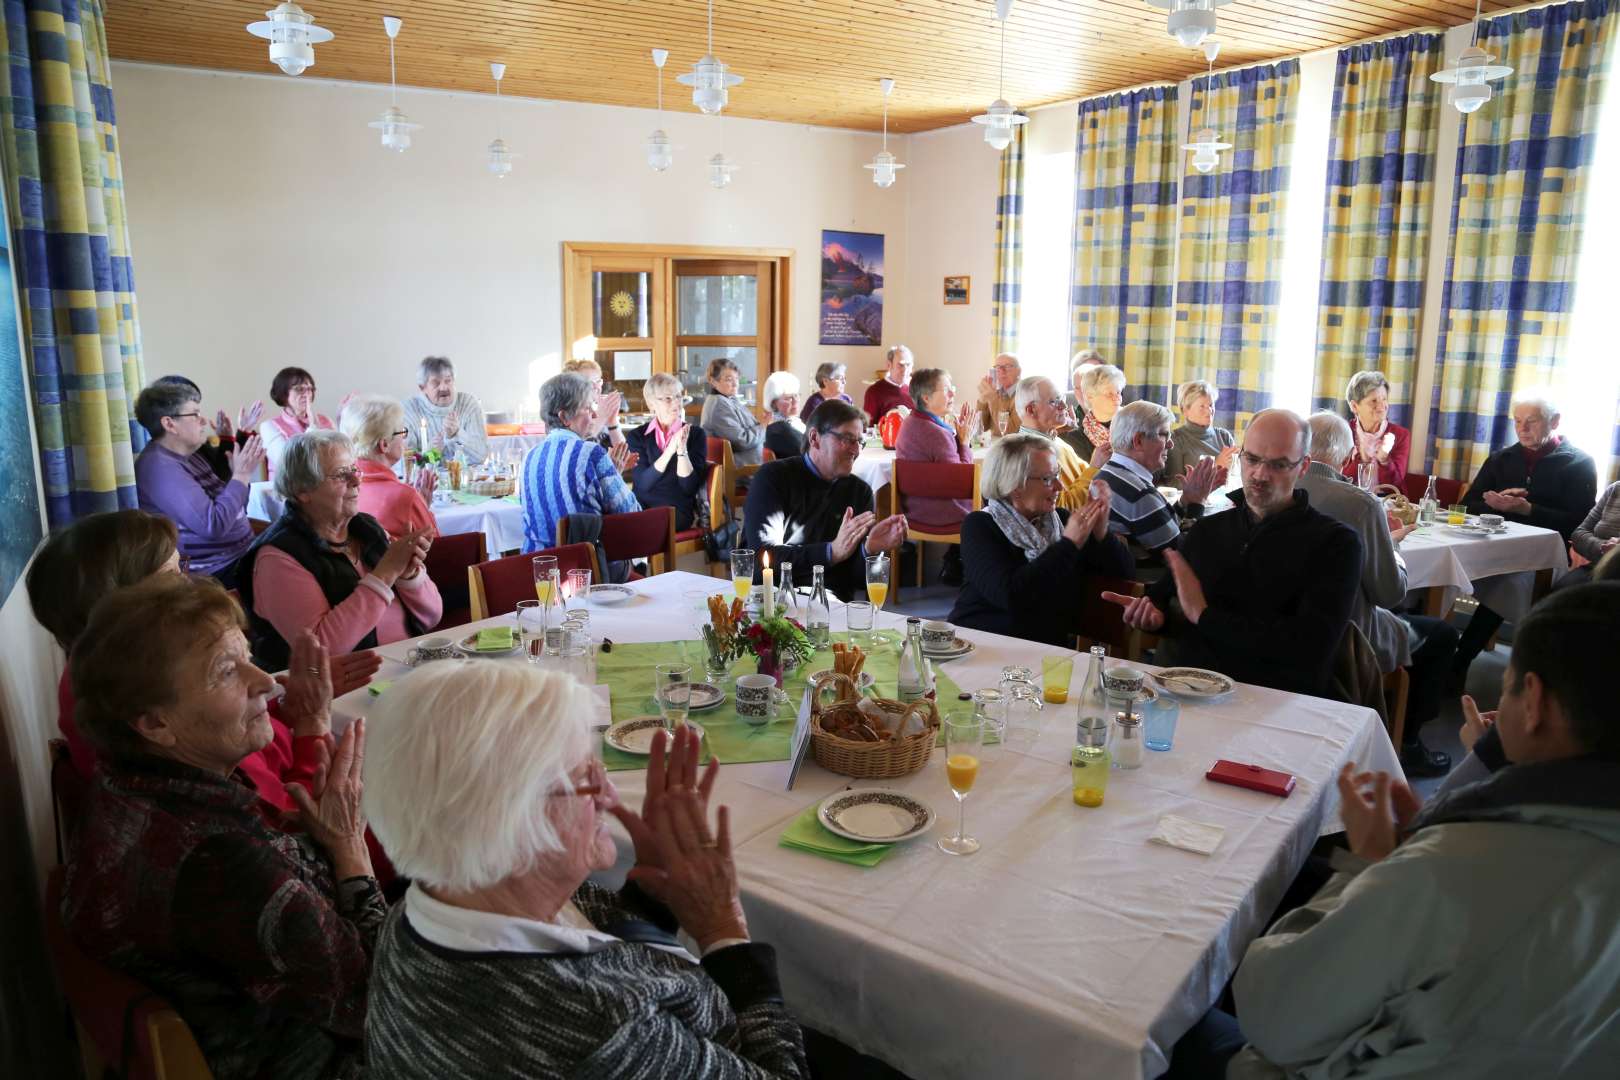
[625,373,708,531]
[239,430,441,670]
[341,394,439,540]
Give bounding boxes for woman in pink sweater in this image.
[341,394,439,539]
[259,366,337,477]
[895,368,978,584]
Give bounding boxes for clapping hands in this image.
[1482,489,1530,515]
[1336,763,1421,862]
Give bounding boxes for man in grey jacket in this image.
[1300,412,1458,778]
[1169,583,1620,1079]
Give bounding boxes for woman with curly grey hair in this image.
[1341,369,1410,488]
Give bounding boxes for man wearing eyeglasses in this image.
[976,352,1022,439]
[1012,375,1098,513]
[742,398,907,600]
[1104,409,1363,696]
[134,380,267,589]
[1095,400,1224,579]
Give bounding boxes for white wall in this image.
[113,63,912,415]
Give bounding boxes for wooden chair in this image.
[560,506,679,576]
[1074,575,1159,663]
[1382,667,1411,752]
[44,866,215,1080]
[50,738,88,865]
[423,531,487,631]
[672,461,727,574]
[1400,472,1468,506]
[248,518,271,535]
[467,543,595,620]
[887,460,981,596]
[706,436,736,520]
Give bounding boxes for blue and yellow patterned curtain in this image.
[0,0,145,527]
[1428,0,1618,480]
[990,123,1025,357]
[1313,33,1443,427]
[1070,85,1180,404]
[1173,60,1299,433]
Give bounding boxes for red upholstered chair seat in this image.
[423,531,486,630]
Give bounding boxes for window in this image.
[1559,90,1620,483]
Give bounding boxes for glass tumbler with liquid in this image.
[1072,715,1111,807]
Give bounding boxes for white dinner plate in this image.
[817,788,936,844]
[922,637,975,660]
[589,584,636,605]
[1444,522,1504,537]
[454,631,522,658]
[685,682,726,713]
[603,716,706,755]
[1150,667,1235,700]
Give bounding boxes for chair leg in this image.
[914,540,924,588]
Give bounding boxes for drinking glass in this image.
[845,600,874,645]
[865,554,895,643]
[566,568,592,609]
[1357,462,1378,491]
[730,549,755,603]
[532,555,558,603]
[1144,696,1181,752]
[994,411,1011,437]
[654,662,693,732]
[515,600,544,663]
[938,713,983,856]
[1447,503,1467,526]
[1041,655,1075,705]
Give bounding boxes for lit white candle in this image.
[761,553,774,620]
[418,417,429,451]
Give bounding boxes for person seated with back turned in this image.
[799,362,852,423]
[975,352,1021,438]
[742,398,906,600]
[1096,400,1223,576]
[403,355,488,464]
[1451,394,1597,687]
[1340,369,1410,489]
[133,379,267,590]
[1106,409,1363,697]
[1161,379,1236,486]
[861,344,915,423]
[521,372,641,551]
[623,372,707,532]
[363,665,809,1077]
[63,576,384,1080]
[1168,583,1620,1079]
[1014,374,1100,512]
[1301,411,1459,778]
[950,433,1130,647]
[761,370,808,460]
[896,366,978,586]
[341,394,438,540]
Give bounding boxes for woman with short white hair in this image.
[341,394,438,539]
[949,433,1131,646]
[1162,379,1236,485]
[1342,369,1410,488]
[800,362,851,422]
[364,662,811,1078]
[1062,363,1128,463]
[624,372,707,530]
[761,370,806,460]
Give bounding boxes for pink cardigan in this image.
[1340,421,1411,489]
[894,410,973,529]
[355,458,437,539]
[251,545,443,656]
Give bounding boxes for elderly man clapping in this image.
[1095,401,1222,575]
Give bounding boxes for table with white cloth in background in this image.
[1395,520,1567,620]
[248,481,527,556]
[854,444,991,508]
[486,432,547,464]
[335,570,1401,1079]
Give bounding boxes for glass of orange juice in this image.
[532,555,558,602]
[939,714,983,856]
[730,548,755,602]
[1041,654,1075,705]
[865,554,895,644]
[1447,503,1467,526]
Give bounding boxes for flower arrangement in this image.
[702,595,813,686]
[408,447,443,470]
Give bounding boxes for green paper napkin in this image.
[367,679,394,696]
[476,626,515,652]
[778,805,894,867]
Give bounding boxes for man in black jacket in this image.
[742,399,907,600]
[1105,409,1363,697]
[1450,397,1598,686]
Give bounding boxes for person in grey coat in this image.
[1160,379,1236,486]
[1169,583,1620,1080]
[700,357,767,470]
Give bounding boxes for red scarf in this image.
[1082,409,1111,451]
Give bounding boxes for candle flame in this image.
[761,551,770,570]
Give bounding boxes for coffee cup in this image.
[1101,664,1147,706]
[406,637,455,665]
[922,620,955,650]
[1478,513,1504,530]
[735,674,779,724]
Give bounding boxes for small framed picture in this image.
[943,276,971,305]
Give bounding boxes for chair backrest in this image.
[50,738,88,864]
[891,460,981,513]
[1401,472,1467,506]
[705,462,727,533]
[1073,575,1142,660]
[596,506,677,572]
[468,543,595,620]
[44,867,215,1080]
[423,531,487,630]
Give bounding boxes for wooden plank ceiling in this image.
[106,1,1507,132]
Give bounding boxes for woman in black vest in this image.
[239,430,441,670]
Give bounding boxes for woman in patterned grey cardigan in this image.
[363,662,808,1078]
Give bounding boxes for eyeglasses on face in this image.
[326,466,362,485]
[172,411,205,421]
[390,429,409,439]
[822,430,863,450]
[1027,471,1062,488]
[1239,451,1304,473]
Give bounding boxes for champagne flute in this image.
[938,713,983,856]
[865,553,893,645]
[654,662,693,732]
[532,555,558,603]
[730,548,755,603]
[566,568,592,611]
[994,411,1011,438]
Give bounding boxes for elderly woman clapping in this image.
[240,430,441,670]
[1341,369,1410,488]
[341,394,438,539]
[1062,363,1127,465]
[625,372,707,531]
[1161,380,1236,486]
[363,662,810,1078]
[63,577,384,1079]
[762,370,807,460]
[950,433,1131,646]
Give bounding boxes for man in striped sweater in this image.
[1096,400,1223,578]
[521,372,641,551]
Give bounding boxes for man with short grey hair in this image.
[1013,375,1096,512]
[976,352,1021,438]
[1096,401,1222,573]
[403,355,488,463]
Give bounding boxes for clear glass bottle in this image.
[539,568,566,655]
[806,564,832,649]
[1419,475,1439,524]
[897,617,934,702]
[1076,645,1108,740]
[775,560,799,621]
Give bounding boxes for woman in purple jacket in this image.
[894,367,977,585]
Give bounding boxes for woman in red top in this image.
[1340,369,1411,489]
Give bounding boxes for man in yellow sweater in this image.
[1013,375,1099,511]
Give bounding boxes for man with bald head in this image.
[1105,409,1363,696]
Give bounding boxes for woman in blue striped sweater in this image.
[520,371,641,551]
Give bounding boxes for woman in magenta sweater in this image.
[895,368,978,584]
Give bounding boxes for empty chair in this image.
[422,531,487,630]
[558,506,677,577]
[468,542,596,620]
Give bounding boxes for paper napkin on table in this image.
[367,680,394,697]
[779,805,894,867]
[1149,814,1225,856]
[476,626,515,652]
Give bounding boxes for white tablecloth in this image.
[1396,521,1566,619]
[336,571,1399,1079]
[249,481,528,556]
[487,432,547,463]
[853,445,991,495]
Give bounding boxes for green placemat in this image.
[446,490,518,507]
[778,805,894,867]
[596,634,966,772]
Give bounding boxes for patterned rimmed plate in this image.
[589,584,635,605]
[454,631,522,657]
[1150,667,1235,700]
[817,789,936,844]
[921,637,975,660]
[604,716,706,755]
[684,682,726,713]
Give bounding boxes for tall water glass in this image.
[654,662,693,732]
[516,600,544,663]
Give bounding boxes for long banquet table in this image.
[334,570,1402,1078]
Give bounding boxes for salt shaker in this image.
[1111,711,1144,769]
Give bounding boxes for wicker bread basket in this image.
[807,671,940,779]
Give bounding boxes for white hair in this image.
[1111,400,1174,451]
[363,663,595,893]
[1077,363,1126,402]
[642,371,682,403]
[340,394,404,459]
[1070,349,1105,379]
[275,429,353,501]
[1307,410,1355,467]
[885,344,914,366]
[981,432,1053,501]
[1178,379,1218,412]
[1013,375,1056,420]
[417,355,454,386]
[1345,370,1390,408]
[1511,394,1560,423]
[762,370,801,409]
[541,372,593,428]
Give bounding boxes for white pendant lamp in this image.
[1182,40,1232,174]
[487,63,513,177]
[707,151,738,189]
[677,0,743,115]
[647,48,673,172]
[971,0,1029,152]
[368,16,420,152]
[246,2,332,77]
[864,77,906,188]
[1430,0,1513,115]
[1145,0,1234,49]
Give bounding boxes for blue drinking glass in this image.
[1144,696,1180,752]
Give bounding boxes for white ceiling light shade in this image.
[1145,0,1234,49]
[647,48,673,172]
[707,151,738,189]
[487,62,513,176]
[1430,0,1513,115]
[368,16,420,152]
[1182,40,1231,174]
[245,2,333,77]
[971,1,1029,152]
[677,0,743,115]
[864,77,906,188]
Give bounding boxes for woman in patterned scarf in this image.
[1063,363,1127,466]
